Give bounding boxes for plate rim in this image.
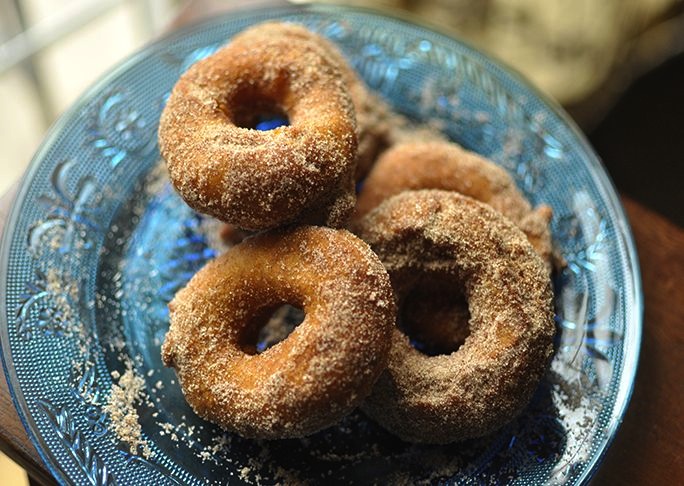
[0,4,643,485]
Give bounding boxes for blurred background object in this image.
[302,0,684,126]
[0,0,183,195]
[0,450,26,486]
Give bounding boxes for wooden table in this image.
[0,2,682,484]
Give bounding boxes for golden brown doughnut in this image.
[355,190,555,444]
[355,141,553,269]
[161,226,396,439]
[158,29,357,231]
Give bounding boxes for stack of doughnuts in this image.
[159,22,555,443]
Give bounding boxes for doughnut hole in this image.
[254,114,289,131]
[223,82,291,130]
[231,99,290,130]
[239,304,305,355]
[398,282,471,356]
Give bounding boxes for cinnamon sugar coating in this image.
[355,190,555,444]
[158,28,357,230]
[231,21,399,181]
[161,226,396,439]
[355,141,553,270]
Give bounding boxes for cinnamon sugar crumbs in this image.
[45,268,77,328]
[103,361,153,458]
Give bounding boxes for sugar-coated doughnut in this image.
[355,190,555,444]
[355,141,553,270]
[158,29,357,230]
[161,226,396,439]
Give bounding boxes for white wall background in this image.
[0,0,181,195]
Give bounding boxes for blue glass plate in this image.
[0,5,642,485]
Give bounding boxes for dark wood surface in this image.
[0,2,682,484]
[592,198,684,484]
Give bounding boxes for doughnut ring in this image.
[158,29,358,231]
[355,190,555,443]
[355,141,553,269]
[161,226,396,439]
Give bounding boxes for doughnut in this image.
[161,226,396,439]
[355,141,553,269]
[158,29,358,231]
[355,190,555,443]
